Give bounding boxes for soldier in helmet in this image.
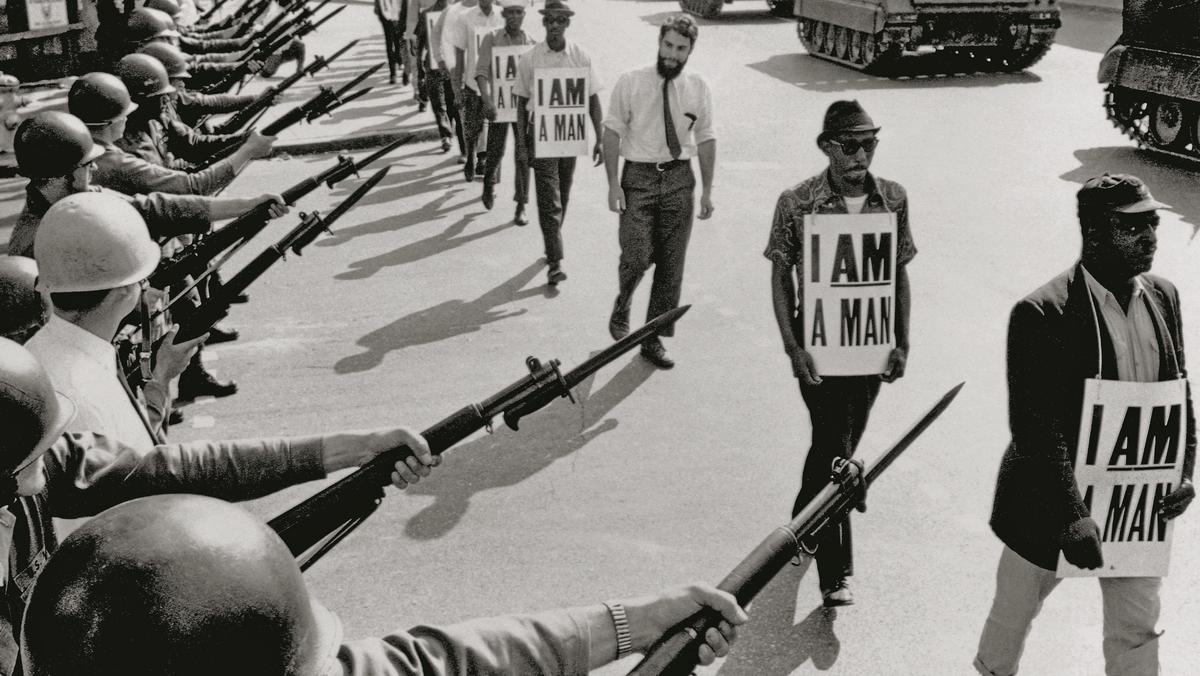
[68,71,267,196]
[0,255,46,345]
[138,41,264,130]
[21,494,745,676]
[0,337,437,673]
[125,7,264,93]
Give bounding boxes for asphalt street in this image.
[3,2,1199,674]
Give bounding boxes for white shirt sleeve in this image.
[692,77,716,145]
[602,71,630,137]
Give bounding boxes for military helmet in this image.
[0,337,75,492]
[0,256,48,345]
[21,495,344,676]
[13,112,106,179]
[145,0,183,18]
[34,192,161,293]
[138,41,191,80]
[125,7,179,44]
[116,53,177,100]
[68,72,139,127]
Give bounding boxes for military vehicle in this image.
[1098,0,1200,161]
[793,0,1060,73]
[679,0,793,18]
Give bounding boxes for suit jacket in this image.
[990,262,1196,570]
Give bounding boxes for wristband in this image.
[604,602,633,660]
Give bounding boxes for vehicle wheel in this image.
[1150,99,1184,146]
[833,25,849,60]
[849,30,863,64]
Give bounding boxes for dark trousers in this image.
[378,18,405,81]
[616,162,696,337]
[484,122,529,205]
[793,375,882,590]
[529,155,576,263]
[426,69,463,151]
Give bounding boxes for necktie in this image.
[662,79,681,160]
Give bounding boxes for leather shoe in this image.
[206,325,239,344]
[640,338,674,369]
[440,138,451,153]
[547,263,567,286]
[178,366,238,400]
[608,297,630,340]
[230,292,249,304]
[513,204,528,226]
[463,155,475,182]
[482,183,495,210]
[822,578,854,607]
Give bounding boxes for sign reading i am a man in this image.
[532,67,589,158]
[425,12,442,52]
[492,45,532,123]
[801,212,896,376]
[1057,378,1187,578]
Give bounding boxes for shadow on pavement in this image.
[717,560,841,675]
[334,213,507,279]
[402,354,657,539]
[1062,146,1200,237]
[1054,6,1121,54]
[334,259,549,373]
[748,52,1041,92]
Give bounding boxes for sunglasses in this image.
[543,15,570,24]
[1110,214,1159,236]
[828,137,879,155]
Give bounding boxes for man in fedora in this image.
[763,99,917,607]
[513,0,604,286]
[974,174,1194,676]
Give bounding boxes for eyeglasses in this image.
[1110,214,1159,236]
[543,15,570,25]
[828,137,879,155]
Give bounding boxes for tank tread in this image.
[1105,86,1200,162]
[678,0,725,19]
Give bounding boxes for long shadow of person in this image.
[403,355,656,539]
[334,260,550,374]
[717,559,841,675]
[335,215,510,280]
[319,164,466,246]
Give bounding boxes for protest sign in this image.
[532,67,589,158]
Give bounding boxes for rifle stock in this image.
[627,383,966,676]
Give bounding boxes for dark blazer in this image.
[990,263,1196,570]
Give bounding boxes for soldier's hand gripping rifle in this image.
[171,167,390,344]
[196,61,380,169]
[625,382,965,676]
[228,0,275,37]
[150,135,407,295]
[207,39,358,134]
[198,0,234,24]
[268,306,693,571]
[204,0,337,94]
[245,0,316,46]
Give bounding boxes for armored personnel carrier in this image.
[792,0,1060,74]
[679,0,794,18]
[1098,0,1200,161]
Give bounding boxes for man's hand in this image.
[482,97,496,121]
[242,131,276,159]
[787,346,821,386]
[1159,479,1194,520]
[607,183,625,214]
[254,193,288,219]
[881,346,907,383]
[151,325,208,384]
[247,60,265,74]
[1061,517,1103,569]
[622,585,747,663]
[698,190,714,219]
[322,427,440,488]
[592,140,603,167]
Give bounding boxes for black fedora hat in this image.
[817,100,880,143]
[539,0,574,15]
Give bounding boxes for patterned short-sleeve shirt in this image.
[763,170,917,273]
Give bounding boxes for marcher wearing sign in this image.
[475,0,533,225]
[450,0,502,182]
[512,0,603,286]
[975,174,1196,676]
[434,0,475,161]
[406,0,437,110]
[415,0,458,152]
[374,0,408,85]
[763,100,916,608]
[602,14,715,370]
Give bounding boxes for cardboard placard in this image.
[1057,378,1187,578]
[532,67,589,158]
[25,0,69,29]
[801,212,897,376]
[491,44,532,123]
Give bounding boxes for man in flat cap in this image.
[975,174,1195,676]
[763,100,917,607]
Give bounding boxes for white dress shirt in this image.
[449,5,504,93]
[25,315,157,448]
[512,40,601,100]
[603,65,715,163]
[1081,265,1161,383]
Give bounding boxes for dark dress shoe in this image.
[463,155,475,182]
[168,408,185,426]
[230,292,250,304]
[441,138,452,153]
[608,297,630,340]
[178,368,239,400]
[822,578,854,607]
[513,204,528,226]
[547,263,567,286]
[482,183,495,210]
[206,326,239,344]
[640,338,674,369]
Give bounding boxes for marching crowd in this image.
[0,0,1194,673]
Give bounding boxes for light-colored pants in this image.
[974,546,1163,676]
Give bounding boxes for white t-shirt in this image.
[843,194,868,214]
[449,6,503,93]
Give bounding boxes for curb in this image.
[273,127,444,157]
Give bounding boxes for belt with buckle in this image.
[629,159,689,171]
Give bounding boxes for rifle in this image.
[626,383,966,676]
[204,3,346,95]
[208,0,267,32]
[195,62,380,169]
[151,135,407,295]
[207,39,358,134]
[171,167,390,344]
[233,3,345,93]
[268,307,692,571]
[245,0,314,46]
[229,0,273,38]
[198,0,234,24]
